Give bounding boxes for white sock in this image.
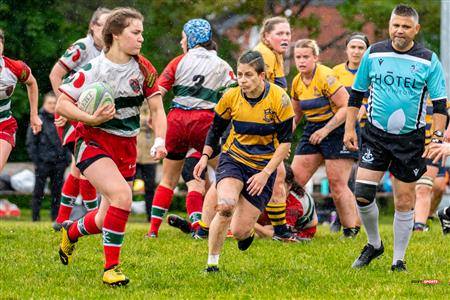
[357,201,382,249]
[393,209,414,264]
[207,254,219,266]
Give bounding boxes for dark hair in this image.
[198,39,217,51]
[345,32,370,48]
[284,163,305,198]
[103,7,142,50]
[391,4,419,23]
[88,7,111,35]
[102,8,149,78]
[237,50,265,74]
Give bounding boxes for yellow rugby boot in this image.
[103,266,130,286]
[59,221,76,265]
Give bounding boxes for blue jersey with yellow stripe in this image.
[254,42,287,89]
[333,62,369,127]
[353,40,447,134]
[215,81,294,170]
[291,64,343,123]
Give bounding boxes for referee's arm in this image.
[432,98,448,142]
[344,89,365,151]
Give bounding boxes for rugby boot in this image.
[237,232,254,251]
[438,208,450,235]
[390,260,407,272]
[103,265,130,286]
[352,242,384,268]
[167,214,191,234]
[273,231,310,243]
[192,227,208,240]
[204,265,219,273]
[59,220,76,265]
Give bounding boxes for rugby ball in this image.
[77,82,114,115]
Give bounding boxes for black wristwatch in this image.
[433,130,444,138]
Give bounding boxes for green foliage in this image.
[337,0,440,54]
[0,213,448,298]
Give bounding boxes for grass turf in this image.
[0,210,448,299]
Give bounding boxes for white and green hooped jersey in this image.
[289,191,316,230]
[353,40,447,134]
[59,52,160,137]
[159,47,236,110]
[58,34,101,74]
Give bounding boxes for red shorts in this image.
[257,210,316,239]
[56,113,77,148]
[296,226,316,238]
[74,125,137,181]
[166,108,214,160]
[0,117,18,147]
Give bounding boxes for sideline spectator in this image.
[26,92,70,221]
[136,103,158,221]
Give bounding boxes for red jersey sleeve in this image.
[4,57,31,83]
[158,54,185,92]
[138,55,161,98]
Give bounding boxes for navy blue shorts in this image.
[295,121,359,160]
[425,159,446,177]
[215,153,276,212]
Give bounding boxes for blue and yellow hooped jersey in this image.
[333,62,369,127]
[254,42,287,89]
[291,64,343,123]
[215,81,294,170]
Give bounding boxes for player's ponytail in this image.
[284,163,305,198]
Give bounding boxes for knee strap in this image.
[415,175,433,189]
[354,180,378,206]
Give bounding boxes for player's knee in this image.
[110,186,132,210]
[415,175,433,190]
[216,198,235,217]
[354,180,378,207]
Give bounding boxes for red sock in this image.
[80,179,97,211]
[186,191,203,231]
[103,206,130,270]
[68,209,101,242]
[149,185,174,235]
[56,174,79,223]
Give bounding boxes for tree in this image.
[5,0,384,161]
[337,0,440,54]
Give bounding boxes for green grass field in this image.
[0,210,448,299]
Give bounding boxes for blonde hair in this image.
[294,39,320,56]
[260,16,289,46]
